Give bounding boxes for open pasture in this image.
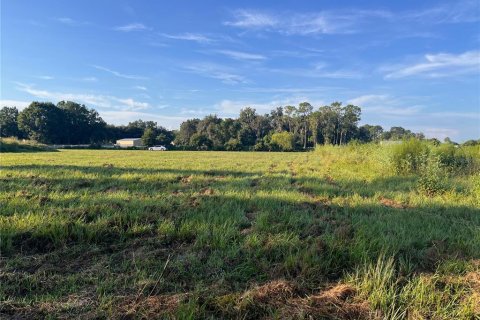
[1,146,479,319]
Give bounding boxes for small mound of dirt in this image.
[325,175,338,186]
[379,197,407,209]
[238,280,297,309]
[179,175,193,184]
[200,188,214,196]
[118,294,187,319]
[104,186,121,193]
[291,284,370,319]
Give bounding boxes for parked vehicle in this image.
[148,145,167,151]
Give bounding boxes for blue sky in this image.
[1,0,479,141]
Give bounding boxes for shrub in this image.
[417,156,447,196]
[271,131,294,151]
[0,137,52,152]
[391,138,429,174]
[225,138,242,151]
[433,143,475,174]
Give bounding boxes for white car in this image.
[148,145,167,151]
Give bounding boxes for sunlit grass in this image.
[0,146,478,318]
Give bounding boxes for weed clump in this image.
[417,156,447,196]
[391,138,429,174]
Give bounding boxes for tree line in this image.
[1,100,472,150]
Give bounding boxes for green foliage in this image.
[270,131,294,151]
[224,138,242,151]
[141,127,157,147]
[0,106,21,138]
[417,156,447,196]
[0,137,53,152]
[433,143,475,173]
[189,133,212,150]
[391,138,429,174]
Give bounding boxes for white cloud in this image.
[134,86,148,91]
[224,10,277,28]
[92,65,148,80]
[415,127,459,140]
[16,83,150,111]
[225,9,391,35]
[80,77,98,82]
[114,98,149,110]
[216,50,266,61]
[114,23,150,32]
[215,97,325,116]
[100,111,187,129]
[183,63,248,84]
[384,50,480,78]
[160,33,213,43]
[347,94,423,116]
[56,17,90,26]
[407,1,480,24]
[265,64,362,79]
[35,75,54,80]
[0,100,31,110]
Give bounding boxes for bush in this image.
[417,156,447,196]
[225,138,242,151]
[433,143,474,173]
[391,138,429,174]
[0,137,53,152]
[271,132,294,151]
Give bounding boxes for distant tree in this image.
[175,119,200,146]
[18,102,64,143]
[297,102,313,148]
[428,138,441,146]
[339,104,361,145]
[462,139,479,146]
[271,131,294,151]
[269,107,285,133]
[190,133,212,150]
[225,138,242,151]
[238,127,256,147]
[238,107,257,129]
[57,100,106,144]
[0,106,20,138]
[142,127,157,146]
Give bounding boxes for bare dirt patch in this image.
[379,197,408,209]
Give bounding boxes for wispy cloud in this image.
[80,77,98,82]
[34,75,54,80]
[160,33,213,43]
[216,50,266,61]
[224,10,277,28]
[265,63,362,79]
[183,63,248,84]
[16,83,150,110]
[414,127,459,140]
[114,23,150,32]
[407,1,480,24]
[100,111,187,129]
[92,65,148,80]
[224,9,391,35]
[134,86,148,91]
[347,94,423,116]
[383,50,480,79]
[56,17,90,26]
[215,97,325,116]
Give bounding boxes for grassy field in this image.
[1,146,479,319]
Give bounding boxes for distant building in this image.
[116,138,143,148]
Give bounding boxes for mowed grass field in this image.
[1,146,479,319]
